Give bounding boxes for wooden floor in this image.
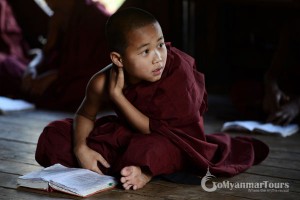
[1,95,300,200]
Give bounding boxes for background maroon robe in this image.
[0,0,110,111]
[0,0,29,96]
[35,0,111,111]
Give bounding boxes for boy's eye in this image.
[158,42,165,48]
[141,49,149,56]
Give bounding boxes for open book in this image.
[17,164,117,197]
[221,120,299,137]
[0,96,35,114]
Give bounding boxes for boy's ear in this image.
[110,52,123,67]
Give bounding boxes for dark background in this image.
[8,0,300,94]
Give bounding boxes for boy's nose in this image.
[153,50,162,63]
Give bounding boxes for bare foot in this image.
[120,166,152,190]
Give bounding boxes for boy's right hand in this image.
[109,66,125,100]
[74,144,110,175]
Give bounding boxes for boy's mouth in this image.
[152,67,164,76]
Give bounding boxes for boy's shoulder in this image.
[91,63,112,81]
[99,63,113,73]
[87,64,112,94]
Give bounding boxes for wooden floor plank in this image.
[0,127,41,144]
[0,187,73,200]
[0,110,71,144]
[245,165,300,181]
[1,108,300,199]
[0,160,42,176]
[260,157,300,170]
[0,148,37,166]
[0,140,37,154]
[127,183,251,200]
[225,173,300,193]
[213,187,298,200]
[267,150,300,161]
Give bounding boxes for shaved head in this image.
[105,7,158,54]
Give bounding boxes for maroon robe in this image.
[35,0,111,111]
[36,44,269,178]
[0,0,29,96]
[0,0,110,110]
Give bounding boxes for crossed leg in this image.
[116,133,186,190]
[35,119,186,191]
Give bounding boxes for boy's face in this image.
[121,22,167,84]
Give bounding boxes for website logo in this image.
[201,167,289,193]
[201,167,217,192]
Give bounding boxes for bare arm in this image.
[109,67,150,134]
[73,66,111,174]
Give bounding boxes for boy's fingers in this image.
[116,67,123,78]
[110,68,116,80]
[97,154,110,168]
[92,165,103,175]
[111,69,120,85]
[118,67,123,74]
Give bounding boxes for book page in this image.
[222,120,299,137]
[17,169,49,190]
[39,164,78,181]
[41,164,116,197]
[49,171,116,197]
[255,123,299,137]
[18,164,117,197]
[0,96,35,114]
[222,121,261,132]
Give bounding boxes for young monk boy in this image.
[35,7,269,190]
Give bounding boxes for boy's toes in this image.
[121,166,132,177]
[123,182,133,190]
[120,176,127,183]
[133,185,138,190]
